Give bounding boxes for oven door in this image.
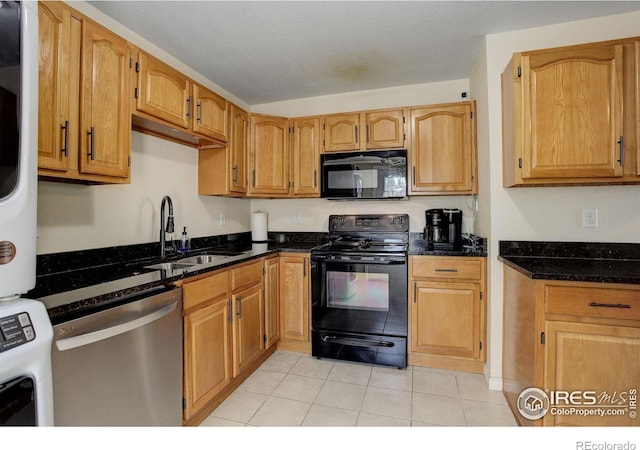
[311,253,407,367]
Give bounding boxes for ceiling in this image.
[88,1,640,105]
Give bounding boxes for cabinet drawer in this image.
[411,257,482,280]
[231,259,263,290]
[545,284,640,321]
[182,270,229,310]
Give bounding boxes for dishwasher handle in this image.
[55,300,179,351]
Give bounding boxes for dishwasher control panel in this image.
[0,312,35,353]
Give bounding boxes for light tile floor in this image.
[200,350,517,427]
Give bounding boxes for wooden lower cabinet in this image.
[183,295,231,422]
[181,257,278,425]
[264,256,280,347]
[409,256,486,373]
[502,266,640,426]
[277,253,311,352]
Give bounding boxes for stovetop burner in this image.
[314,214,410,255]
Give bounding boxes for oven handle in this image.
[311,255,406,265]
[321,335,395,348]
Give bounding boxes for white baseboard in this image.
[488,376,503,391]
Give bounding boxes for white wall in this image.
[473,10,640,388]
[37,132,249,254]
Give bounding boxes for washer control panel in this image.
[0,312,35,353]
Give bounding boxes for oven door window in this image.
[326,271,389,312]
[0,1,21,200]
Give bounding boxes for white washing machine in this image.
[0,298,53,426]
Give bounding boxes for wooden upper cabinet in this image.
[409,101,476,195]
[38,1,73,173]
[248,114,290,196]
[323,109,406,152]
[38,2,130,183]
[134,50,191,129]
[79,20,131,178]
[291,116,321,197]
[365,109,406,149]
[229,104,249,195]
[503,38,640,187]
[323,113,361,152]
[132,49,228,148]
[192,84,229,143]
[197,103,247,196]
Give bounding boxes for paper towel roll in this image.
[251,211,268,242]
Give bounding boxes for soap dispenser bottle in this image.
[179,227,190,253]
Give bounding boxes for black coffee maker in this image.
[425,208,463,251]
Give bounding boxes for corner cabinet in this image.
[409,256,486,373]
[38,1,131,184]
[198,103,248,196]
[502,38,640,186]
[409,101,477,195]
[502,266,640,426]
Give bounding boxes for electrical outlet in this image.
[582,208,598,228]
[219,212,226,226]
[293,212,301,223]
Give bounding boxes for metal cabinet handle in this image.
[355,125,358,143]
[232,165,238,183]
[61,120,69,157]
[228,299,233,323]
[197,101,202,123]
[435,269,458,273]
[236,296,242,318]
[186,97,192,119]
[412,166,416,186]
[618,136,625,166]
[313,169,317,188]
[87,127,95,160]
[55,301,178,351]
[588,302,631,309]
[366,124,370,143]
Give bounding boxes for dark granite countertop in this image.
[31,232,327,324]
[409,233,487,257]
[499,241,640,284]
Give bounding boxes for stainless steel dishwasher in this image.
[51,286,183,426]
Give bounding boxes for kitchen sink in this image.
[144,262,196,271]
[177,254,230,265]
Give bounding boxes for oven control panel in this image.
[0,312,35,353]
[329,214,409,232]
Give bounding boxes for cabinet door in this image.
[38,1,74,172]
[410,281,480,359]
[192,84,228,143]
[264,257,280,348]
[232,284,264,377]
[183,297,232,421]
[291,117,320,197]
[249,114,290,196]
[323,113,362,152]
[79,21,130,178]
[365,109,405,149]
[229,104,249,194]
[410,102,475,194]
[544,321,640,426]
[279,254,310,342]
[522,46,624,179]
[135,51,190,129]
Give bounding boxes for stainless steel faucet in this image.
[160,195,175,258]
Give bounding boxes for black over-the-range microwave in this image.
[320,149,408,200]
